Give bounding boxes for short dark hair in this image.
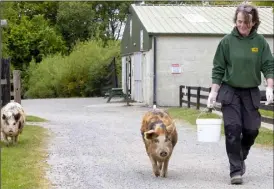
[233,4,261,31]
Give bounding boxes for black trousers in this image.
[217,83,261,177]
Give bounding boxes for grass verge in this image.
[259,109,274,118]
[167,107,273,147]
[26,115,47,122]
[1,116,51,189]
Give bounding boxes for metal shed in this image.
[120,4,274,107]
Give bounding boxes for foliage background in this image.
[1,1,272,99]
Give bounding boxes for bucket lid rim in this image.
[196,118,222,120]
[196,118,223,124]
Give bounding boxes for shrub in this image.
[24,39,121,98]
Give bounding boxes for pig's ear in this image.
[166,122,176,134]
[2,114,6,120]
[144,130,158,140]
[14,113,21,122]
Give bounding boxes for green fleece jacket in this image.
[212,27,274,88]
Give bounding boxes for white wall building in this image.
[120,4,274,107]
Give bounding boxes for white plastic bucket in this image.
[196,118,222,142]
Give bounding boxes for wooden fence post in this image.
[208,87,212,112]
[1,58,11,107]
[13,70,21,104]
[197,87,201,110]
[179,85,183,107]
[187,87,191,108]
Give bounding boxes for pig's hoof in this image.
[154,170,160,177]
[160,172,167,177]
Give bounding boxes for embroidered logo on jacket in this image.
[251,47,258,53]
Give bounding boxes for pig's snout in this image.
[160,151,168,157]
[7,129,15,136]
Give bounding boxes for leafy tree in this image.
[6,15,66,69]
[92,1,134,41]
[55,2,134,49]
[4,1,59,25]
[3,1,134,59]
[56,2,97,52]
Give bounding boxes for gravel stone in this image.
[22,98,273,189]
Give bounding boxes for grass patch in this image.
[1,125,51,189]
[167,107,220,125]
[255,127,273,147]
[259,109,274,118]
[167,107,273,147]
[26,115,47,122]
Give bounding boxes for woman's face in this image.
[236,12,255,36]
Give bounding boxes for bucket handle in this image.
[197,106,222,119]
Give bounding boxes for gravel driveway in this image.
[22,98,273,189]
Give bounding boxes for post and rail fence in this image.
[0,58,21,108]
[179,85,274,124]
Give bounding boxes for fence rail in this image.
[179,85,274,124]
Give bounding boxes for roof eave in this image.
[148,32,227,36]
[148,32,274,37]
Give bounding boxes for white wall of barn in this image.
[122,35,273,107]
[155,35,273,107]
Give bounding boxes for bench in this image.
[106,88,126,103]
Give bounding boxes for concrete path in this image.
[22,98,273,189]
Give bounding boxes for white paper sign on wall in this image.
[171,64,182,74]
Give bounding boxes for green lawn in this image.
[259,109,274,118]
[26,115,48,122]
[167,107,273,147]
[1,116,50,189]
